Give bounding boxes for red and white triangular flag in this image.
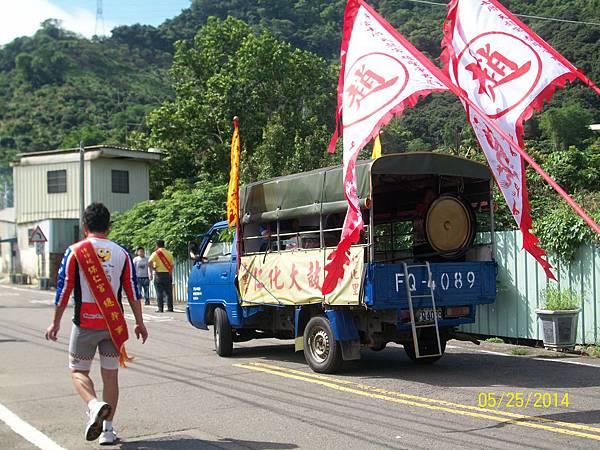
[442,0,600,279]
[323,0,448,294]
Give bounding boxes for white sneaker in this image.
[99,429,118,445]
[85,402,111,441]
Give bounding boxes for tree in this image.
[540,103,594,151]
[110,178,227,257]
[144,16,337,195]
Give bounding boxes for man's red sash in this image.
[72,239,132,368]
[155,248,173,273]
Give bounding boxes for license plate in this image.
[417,308,442,322]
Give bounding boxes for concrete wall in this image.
[16,220,49,280]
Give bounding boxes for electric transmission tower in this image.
[95,0,105,36]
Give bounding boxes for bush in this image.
[541,286,581,310]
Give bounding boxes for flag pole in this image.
[232,116,242,270]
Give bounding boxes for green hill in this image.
[0,0,599,214]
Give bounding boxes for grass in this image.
[541,287,581,310]
[511,347,529,356]
[582,345,600,357]
[485,337,505,344]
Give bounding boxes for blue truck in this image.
[187,153,497,373]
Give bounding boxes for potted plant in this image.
[536,287,581,351]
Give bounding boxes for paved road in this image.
[1,284,600,450]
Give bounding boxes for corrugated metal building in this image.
[12,146,161,284]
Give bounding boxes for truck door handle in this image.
[221,272,228,277]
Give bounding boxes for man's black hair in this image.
[156,239,165,248]
[83,203,110,233]
[137,246,144,251]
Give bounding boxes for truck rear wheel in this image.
[303,316,343,373]
[403,338,446,364]
[214,307,233,357]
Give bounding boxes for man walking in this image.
[133,247,150,305]
[149,239,174,313]
[45,203,148,445]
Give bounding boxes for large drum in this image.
[423,195,475,258]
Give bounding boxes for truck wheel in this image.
[370,342,387,352]
[303,316,343,373]
[214,307,233,357]
[403,338,446,364]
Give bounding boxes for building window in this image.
[111,170,129,194]
[47,170,67,194]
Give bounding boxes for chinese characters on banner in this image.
[240,248,365,306]
[72,240,132,367]
[441,0,592,279]
[323,0,447,294]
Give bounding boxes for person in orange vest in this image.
[148,239,174,312]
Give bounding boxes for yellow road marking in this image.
[234,362,600,442]
[249,362,600,434]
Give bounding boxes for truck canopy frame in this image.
[240,152,491,225]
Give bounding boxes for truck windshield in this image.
[203,228,234,261]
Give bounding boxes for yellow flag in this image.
[227,117,240,228]
[371,134,381,159]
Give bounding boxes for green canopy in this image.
[240,152,490,224]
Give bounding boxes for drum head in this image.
[425,196,473,256]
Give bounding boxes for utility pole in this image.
[79,142,85,238]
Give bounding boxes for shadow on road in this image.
[120,434,298,449]
[535,409,600,425]
[229,342,600,389]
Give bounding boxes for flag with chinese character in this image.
[371,134,381,159]
[227,117,240,228]
[440,0,600,279]
[322,0,448,294]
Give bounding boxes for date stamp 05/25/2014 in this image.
[477,391,570,409]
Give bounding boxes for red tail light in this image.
[445,306,470,317]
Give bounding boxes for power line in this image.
[404,0,600,27]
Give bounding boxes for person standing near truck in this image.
[133,247,150,305]
[149,239,174,312]
[45,202,148,445]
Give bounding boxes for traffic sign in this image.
[29,226,47,243]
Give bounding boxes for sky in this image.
[0,0,192,45]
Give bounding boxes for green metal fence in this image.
[166,231,599,345]
[461,231,599,345]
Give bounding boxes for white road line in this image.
[446,345,510,357]
[1,285,54,296]
[0,403,66,450]
[124,313,173,323]
[533,357,600,368]
[448,344,600,367]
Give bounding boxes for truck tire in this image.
[303,316,343,373]
[214,307,233,357]
[403,338,446,364]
